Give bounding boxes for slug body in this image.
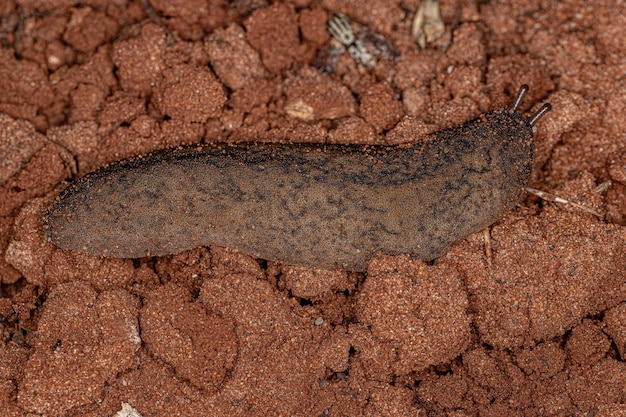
[45,88,547,271]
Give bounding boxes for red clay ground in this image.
[1,0,626,416]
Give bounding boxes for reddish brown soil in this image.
[1,1,626,416]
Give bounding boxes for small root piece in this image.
[525,186,603,218]
[483,228,492,267]
[142,0,176,45]
[595,180,612,194]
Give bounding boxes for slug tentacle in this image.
[529,103,552,127]
[513,84,529,112]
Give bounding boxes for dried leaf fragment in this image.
[412,0,445,48]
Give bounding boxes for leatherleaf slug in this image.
[44,85,551,271]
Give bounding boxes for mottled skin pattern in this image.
[44,108,534,271]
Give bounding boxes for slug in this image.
[44,85,551,271]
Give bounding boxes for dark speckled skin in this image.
[44,107,534,271]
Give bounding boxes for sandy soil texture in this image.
[1,0,626,416]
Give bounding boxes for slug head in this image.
[496,84,551,193]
